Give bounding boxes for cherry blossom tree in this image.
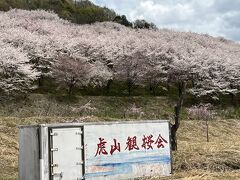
[1,9,240,149]
[0,9,61,86]
[89,61,113,88]
[114,51,147,96]
[0,41,38,96]
[134,29,240,150]
[161,32,240,150]
[52,55,92,96]
[52,54,112,97]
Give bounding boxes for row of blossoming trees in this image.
[0,9,240,149]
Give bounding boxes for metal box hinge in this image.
[76,146,83,150]
[76,161,84,165]
[50,132,58,136]
[51,148,58,152]
[51,163,58,167]
[76,131,83,135]
[52,172,63,177]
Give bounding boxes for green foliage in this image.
[113,15,132,27]
[133,19,157,29]
[0,0,156,28]
[0,0,117,24]
[31,77,239,110]
[0,1,9,11]
[75,6,113,24]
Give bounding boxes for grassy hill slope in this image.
[0,94,240,179]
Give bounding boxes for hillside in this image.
[1,9,239,101]
[0,0,117,24]
[0,8,240,179]
[0,95,240,179]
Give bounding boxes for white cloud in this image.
[91,0,240,42]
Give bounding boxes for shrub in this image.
[187,104,216,120]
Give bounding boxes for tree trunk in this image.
[127,81,132,96]
[191,80,195,87]
[206,119,209,142]
[149,83,153,92]
[230,93,236,107]
[167,82,170,91]
[38,75,43,87]
[229,84,237,107]
[149,82,157,96]
[68,84,74,98]
[106,79,112,95]
[152,86,156,96]
[171,81,185,151]
[128,85,131,96]
[229,84,236,106]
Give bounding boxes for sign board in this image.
[19,120,171,180]
[84,121,171,179]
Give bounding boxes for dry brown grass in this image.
[0,117,240,179]
[159,119,240,179]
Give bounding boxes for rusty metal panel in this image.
[84,121,171,179]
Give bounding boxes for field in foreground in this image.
[0,117,240,179]
[0,95,240,179]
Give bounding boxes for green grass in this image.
[0,94,176,119]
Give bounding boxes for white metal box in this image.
[19,120,172,180]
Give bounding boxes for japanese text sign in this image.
[84,121,171,179]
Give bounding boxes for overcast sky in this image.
[91,0,240,42]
